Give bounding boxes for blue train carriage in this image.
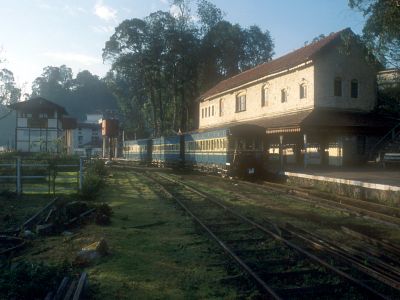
[151,135,183,167]
[123,138,152,164]
[184,124,267,177]
[184,128,229,173]
[227,124,267,178]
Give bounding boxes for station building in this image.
[198,28,396,168]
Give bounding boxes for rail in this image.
[141,170,394,299]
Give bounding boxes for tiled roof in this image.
[200,28,351,101]
[9,97,67,115]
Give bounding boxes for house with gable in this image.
[9,97,71,153]
[198,28,396,168]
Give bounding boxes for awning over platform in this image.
[250,109,397,135]
[197,109,398,135]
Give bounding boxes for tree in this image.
[0,68,21,105]
[103,1,275,137]
[32,66,117,119]
[197,0,224,34]
[349,0,400,68]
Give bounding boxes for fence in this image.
[0,157,84,195]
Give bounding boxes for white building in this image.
[198,28,395,167]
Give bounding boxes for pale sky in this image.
[0,0,365,94]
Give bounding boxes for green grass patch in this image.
[16,170,242,299]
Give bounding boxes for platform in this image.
[282,166,400,202]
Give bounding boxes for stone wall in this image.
[199,64,315,129]
[314,40,377,112]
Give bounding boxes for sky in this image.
[0,0,366,94]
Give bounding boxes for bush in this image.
[87,159,107,177]
[79,173,103,201]
[95,203,113,225]
[0,261,72,300]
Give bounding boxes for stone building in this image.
[198,28,395,168]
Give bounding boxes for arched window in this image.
[351,79,358,98]
[219,98,224,116]
[334,77,342,96]
[236,93,246,112]
[300,83,307,99]
[281,89,287,103]
[261,86,269,107]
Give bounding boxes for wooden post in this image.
[79,157,83,191]
[303,133,308,169]
[16,157,21,195]
[279,135,284,173]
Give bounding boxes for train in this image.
[123,124,268,178]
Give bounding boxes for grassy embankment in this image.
[16,169,243,299]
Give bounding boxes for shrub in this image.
[0,261,72,300]
[87,159,107,177]
[95,203,113,225]
[79,173,103,201]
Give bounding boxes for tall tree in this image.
[349,0,400,68]
[0,68,21,105]
[103,1,275,137]
[197,0,224,34]
[32,66,117,119]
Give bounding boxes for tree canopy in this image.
[349,0,400,68]
[0,68,20,106]
[32,66,117,119]
[103,0,274,138]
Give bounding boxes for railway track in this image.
[254,179,400,227]
[138,170,400,299]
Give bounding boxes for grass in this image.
[172,172,400,245]
[15,169,243,299]
[0,194,51,231]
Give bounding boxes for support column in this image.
[279,135,284,173]
[303,133,308,169]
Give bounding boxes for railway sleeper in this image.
[247,258,299,269]
[212,227,259,235]
[206,221,243,228]
[274,282,349,299]
[258,268,329,281]
[233,246,288,256]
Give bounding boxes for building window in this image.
[78,136,83,146]
[212,105,214,116]
[351,79,358,98]
[208,106,210,117]
[201,108,204,119]
[334,77,342,96]
[219,99,224,116]
[236,94,246,112]
[261,87,268,107]
[300,83,307,99]
[281,89,287,103]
